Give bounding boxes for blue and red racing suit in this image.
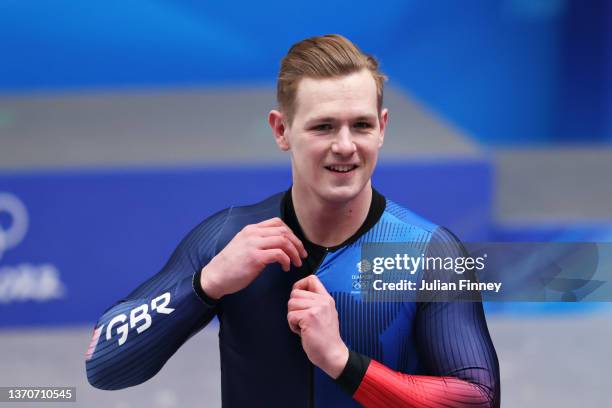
[86,188,500,407]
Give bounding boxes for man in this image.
[86,34,500,407]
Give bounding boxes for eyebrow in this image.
[304,114,377,126]
[353,115,378,122]
[305,116,336,125]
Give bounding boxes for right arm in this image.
[85,208,229,390]
[85,213,307,390]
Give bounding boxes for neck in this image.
[292,183,373,248]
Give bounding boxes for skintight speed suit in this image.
[86,188,500,407]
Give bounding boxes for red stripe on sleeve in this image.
[353,360,492,408]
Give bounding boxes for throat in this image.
[307,208,363,248]
[291,187,372,249]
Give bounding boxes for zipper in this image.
[307,247,329,408]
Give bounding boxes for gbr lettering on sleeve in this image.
[102,292,175,346]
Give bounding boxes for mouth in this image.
[324,164,359,174]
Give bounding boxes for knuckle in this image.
[247,249,260,263]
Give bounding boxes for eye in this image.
[312,124,333,132]
[354,121,373,129]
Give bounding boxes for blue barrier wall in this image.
[0,160,491,327]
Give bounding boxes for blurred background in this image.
[1,1,611,406]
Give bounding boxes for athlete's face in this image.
[270,69,388,204]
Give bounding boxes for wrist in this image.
[200,264,224,300]
[322,343,349,379]
[334,351,371,396]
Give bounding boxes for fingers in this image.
[290,288,318,300]
[256,218,307,258]
[309,276,328,294]
[287,310,308,335]
[292,276,310,291]
[249,218,308,272]
[287,283,336,338]
[257,227,308,258]
[258,248,291,272]
[287,289,318,335]
[256,217,285,228]
[287,297,315,312]
[259,236,302,268]
[293,275,328,295]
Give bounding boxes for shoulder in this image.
[190,191,285,250]
[224,191,285,221]
[383,199,438,234]
[380,198,464,253]
[193,191,284,229]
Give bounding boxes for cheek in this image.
[297,141,326,162]
[359,140,380,162]
[292,141,326,173]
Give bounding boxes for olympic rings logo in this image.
[0,193,29,261]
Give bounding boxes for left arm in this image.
[288,227,500,407]
[338,227,500,407]
[335,300,499,408]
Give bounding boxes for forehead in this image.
[292,69,378,122]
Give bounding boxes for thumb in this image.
[293,275,328,295]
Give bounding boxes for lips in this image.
[325,164,359,173]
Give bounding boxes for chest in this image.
[316,245,419,371]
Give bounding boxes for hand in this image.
[287,275,349,379]
[200,217,307,299]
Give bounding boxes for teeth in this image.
[328,165,355,173]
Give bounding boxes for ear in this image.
[377,108,388,148]
[269,110,290,151]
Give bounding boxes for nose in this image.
[331,126,357,156]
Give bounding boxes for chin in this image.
[316,183,366,204]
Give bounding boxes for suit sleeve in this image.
[85,208,230,390]
[336,227,500,407]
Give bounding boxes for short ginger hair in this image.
[277,34,387,125]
